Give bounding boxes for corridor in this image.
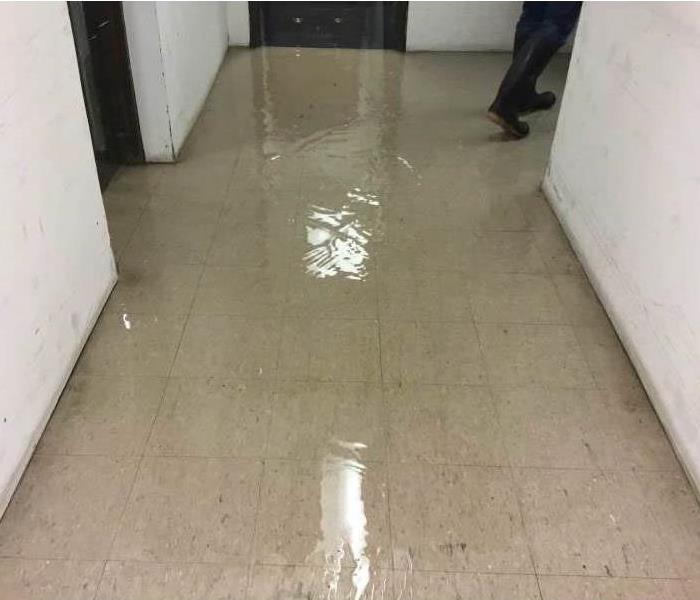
[1,48,699,599]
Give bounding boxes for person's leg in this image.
[514,2,545,53]
[544,1,582,46]
[488,2,581,137]
[516,1,582,113]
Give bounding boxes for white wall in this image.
[0,3,116,513]
[157,2,229,152]
[544,3,700,490]
[406,1,574,52]
[227,0,250,46]
[123,2,174,161]
[124,2,229,161]
[407,1,521,51]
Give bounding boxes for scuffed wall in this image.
[407,1,521,51]
[544,3,700,490]
[0,3,117,514]
[124,2,229,161]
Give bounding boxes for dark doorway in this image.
[250,2,408,50]
[68,1,143,189]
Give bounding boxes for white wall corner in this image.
[123,1,175,162]
[227,1,250,47]
[542,170,700,497]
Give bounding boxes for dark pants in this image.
[515,1,582,49]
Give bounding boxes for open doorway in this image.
[249,1,408,50]
[68,1,143,189]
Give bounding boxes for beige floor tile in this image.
[538,575,689,600]
[153,157,235,202]
[102,195,144,259]
[552,274,610,326]
[284,272,378,320]
[207,220,293,269]
[495,386,604,469]
[121,200,221,266]
[102,187,150,216]
[147,378,273,458]
[591,388,679,470]
[390,189,529,233]
[377,229,475,273]
[455,193,531,233]
[171,315,280,379]
[106,215,141,259]
[519,191,562,232]
[76,313,186,377]
[378,270,473,321]
[390,464,531,573]
[394,571,540,600]
[477,323,594,387]
[0,455,137,559]
[469,273,566,324]
[469,231,548,274]
[534,228,584,276]
[96,561,248,600]
[0,558,103,600]
[683,579,700,600]
[249,565,392,600]
[108,165,164,194]
[636,471,700,579]
[268,381,386,461]
[112,457,261,563]
[515,469,677,577]
[105,263,202,315]
[222,186,300,226]
[380,320,487,385]
[278,318,381,382]
[386,384,505,466]
[378,230,546,275]
[574,325,643,392]
[254,459,391,567]
[492,386,672,470]
[36,376,166,457]
[191,266,289,316]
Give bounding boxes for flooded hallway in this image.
[2,46,699,599]
[3,3,700,600]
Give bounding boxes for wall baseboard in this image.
[542,172,700,498]
[0,269,118,517]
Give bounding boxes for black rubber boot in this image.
[512,29,558,115]
[488,27,561,136]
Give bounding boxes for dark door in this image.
[250,2,408,50]
[68,1,143,188]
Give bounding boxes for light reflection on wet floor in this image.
[1,47,698,600]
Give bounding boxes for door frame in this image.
[68,1,144,186]
[248,2,408,51]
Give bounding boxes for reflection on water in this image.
[313,440,385,600]
[304,183,380,281]
[249,48,400,282]
[246,51,399,592]
[305,205,371,281]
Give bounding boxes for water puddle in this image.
[303,186,381,281]
[310,440,386,600]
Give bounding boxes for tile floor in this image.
[1,48,699,599]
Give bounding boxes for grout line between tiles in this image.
[243,157,306,600]
[26,448,683,474]
[2,552,692,582]
[91,153,242,599]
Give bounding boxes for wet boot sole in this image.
[487,111,529,139]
